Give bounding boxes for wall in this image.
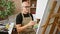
[11,0,22,14]
[8,0,22,23]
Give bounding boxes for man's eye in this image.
[25,6,30,8]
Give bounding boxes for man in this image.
[16,1,36,34]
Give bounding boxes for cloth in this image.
[19,13,36,34]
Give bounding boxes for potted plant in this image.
[0,0,15,23]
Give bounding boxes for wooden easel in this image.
[49,6,60,34]
[42,1,57,34]
[41,0,60,34]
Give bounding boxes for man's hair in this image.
[22,1,29,7]
[22,1,29,4]
[22,0,27,2]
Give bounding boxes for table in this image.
[0,23,15,34]
[8,23,15,34]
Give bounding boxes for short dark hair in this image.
[22,1,29,4]
[22,0,27,2]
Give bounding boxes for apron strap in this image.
[22,13,31,19]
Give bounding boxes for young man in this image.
[16,1,36,34]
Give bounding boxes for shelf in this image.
[30,7,36,8]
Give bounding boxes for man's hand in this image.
[27,21,35,26]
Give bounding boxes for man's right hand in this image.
[27,21,35,26]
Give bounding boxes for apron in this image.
[19,13,36,34]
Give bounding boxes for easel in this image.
[42,0,60,34]
[49,6,60,34]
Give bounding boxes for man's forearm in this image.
[17,24,29,32]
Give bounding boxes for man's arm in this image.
[16,21,35,32]
[16,24,29,32]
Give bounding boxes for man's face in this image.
[22,2,30,13]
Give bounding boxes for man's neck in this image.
[22,12,28,14]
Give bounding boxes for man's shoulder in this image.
[17,13,22,17]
